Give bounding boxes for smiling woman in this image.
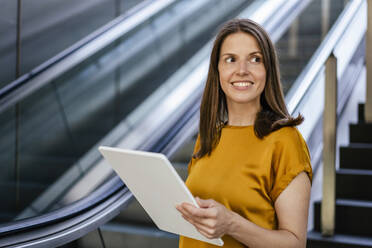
[218,32,266,121]
[176,19,312,248]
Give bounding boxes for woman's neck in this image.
[226,101,261,126]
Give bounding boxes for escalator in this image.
[0,0,365,247]
[0,0,251,222]
[0,0,252,246]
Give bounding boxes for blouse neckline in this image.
[223,124,254,129]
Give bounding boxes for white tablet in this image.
[98,146,224,246]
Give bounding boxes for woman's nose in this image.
[237,61,249,75]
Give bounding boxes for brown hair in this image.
[195,18,303,159]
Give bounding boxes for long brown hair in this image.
[195,18,303,159]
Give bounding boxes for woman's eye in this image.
[226,57,235,63]
[250,56,261,63]
[251,56,262,63]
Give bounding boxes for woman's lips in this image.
[230,81,254,90]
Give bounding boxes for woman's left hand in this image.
[175,197,234,239]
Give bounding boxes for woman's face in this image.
[218,32,266,108]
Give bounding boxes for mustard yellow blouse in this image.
[179,125,312,248]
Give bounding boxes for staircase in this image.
[307,103,372,247]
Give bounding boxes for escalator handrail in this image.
[285,0,365,114]
[0,179,132,247]
[0,176,123,236]
[0,0,176,114]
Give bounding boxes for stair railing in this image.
[322,52,337,236]
[322,0,371,236]
[321,0,366,236]
[285,0,367,236]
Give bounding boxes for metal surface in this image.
[321,54,337,236]
[288,18,299,58]
[366,0,372,122]
[321,0,331,39]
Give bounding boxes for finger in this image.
[182,203,217,218]
[182,214,216,239]
[181,211,217,230]
[175,205,185,214]
[197,227,212,239]
[176,204,192,216]
[182,213,210,231]
[195,225,217,239]
[196,197,215,208]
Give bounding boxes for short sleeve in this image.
[187,135,200,175]
[269,127,313,203]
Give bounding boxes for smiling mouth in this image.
[231,81,254,86]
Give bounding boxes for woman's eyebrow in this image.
[221,51,262,56]
[250,51,262,55]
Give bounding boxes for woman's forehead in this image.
[220,32,261,55]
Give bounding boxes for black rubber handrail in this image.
[0,176,124,237]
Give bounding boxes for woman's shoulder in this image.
[269,126,301,138]
[267,126,305,146]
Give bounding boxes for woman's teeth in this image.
[232,82,253,86]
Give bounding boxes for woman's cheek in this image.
[220,68,235,83]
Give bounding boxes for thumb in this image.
[196,197,214,208]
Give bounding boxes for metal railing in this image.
[322,0,366,236]
[286,0,366,236]
[322,53,337,236]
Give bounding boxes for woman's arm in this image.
[176,172,311,248]
[228,172,311,248]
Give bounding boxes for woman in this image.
[176,19,312,248]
